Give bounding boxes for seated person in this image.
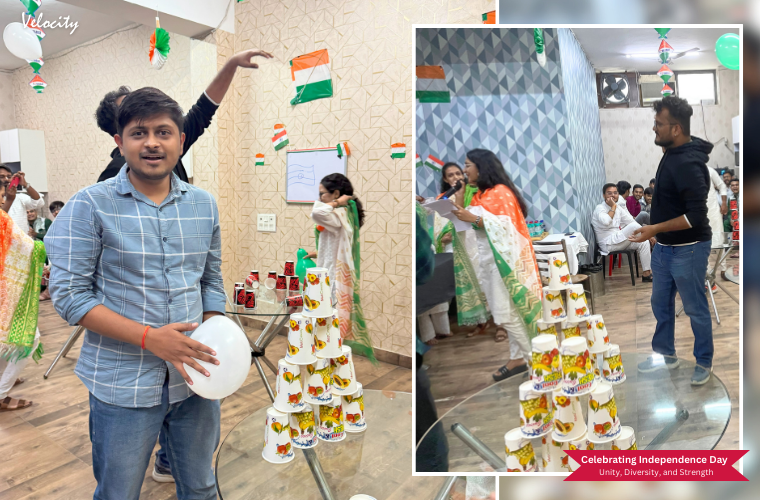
[27,208,52,241]
[616,180,631,209]
[592,183,653,282]
[626,184,650,225]
[649,178,655,190]
[643,187,653,213]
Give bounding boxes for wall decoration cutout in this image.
[290,49,333,105]
[416,66,450,103]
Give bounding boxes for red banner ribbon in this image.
[565,450,748,481]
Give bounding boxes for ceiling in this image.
[0,0,132,70]
[572,27,741,73]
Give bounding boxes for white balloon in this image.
[184,315,251,400]
[3,23,42,61]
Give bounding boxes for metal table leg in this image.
[261,355,278,376]
[303,448,336,500]
[433,476,459,500]
[451,423,506,471]
[44,325,85,379]
[253,357,275,402]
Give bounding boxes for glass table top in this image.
[417,353,732,473]
[216,391,447,500]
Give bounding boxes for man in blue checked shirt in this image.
[47,87,226,500]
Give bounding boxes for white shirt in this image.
[591,201,635,246]
[707,166,728,209]
[310,201,344,287]
[6,191,45,234]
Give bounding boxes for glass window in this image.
[676,72,717,105]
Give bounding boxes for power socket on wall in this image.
[257,214,276,232]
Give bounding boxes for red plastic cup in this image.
[284,261,295,276]
[244,290,256,310]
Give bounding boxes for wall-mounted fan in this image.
[601,74,630,104]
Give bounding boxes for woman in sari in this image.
[452,149,542,382]
[310,174,374,361]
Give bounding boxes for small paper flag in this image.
[290,49,333,105]
[416,154,423,169]
[336,142,350,158]
[25,15,45,40]
[272,124,289,151]
[424,155,444,171]
[20,0,41,17]
[661,84,674,96]
[657,64,673,83]
[655,28,671,39]
[29,74,46,93]
[26,58,43,74]
[416,66,450,103]
[482,11,495,24]
[391,143,406,159]
[149,17,171,70]
[255,153,265,166]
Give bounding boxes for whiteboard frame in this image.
[285,147,348,204]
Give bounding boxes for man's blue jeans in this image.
[89,376,220,500]
[650,240,714,368]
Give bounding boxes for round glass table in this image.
[417,353,732,472]
[215,390,448,499]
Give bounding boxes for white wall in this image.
[0,72,16,131]
[600,69,739,186]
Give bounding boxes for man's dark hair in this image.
[0,163,11,174]
[653,95,693,136]
[49,200,65,212]
[649,178,655,185]
[616,180,631,195]
[633,184,644,192]
[721,168,734,177]
[116,87,183,137]
[602,182,617,195]
[644,187,654,196]
[95,86,132,137]
[731,177,739,184]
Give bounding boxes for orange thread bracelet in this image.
[141,326,150,350]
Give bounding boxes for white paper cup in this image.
[303,268,333,317]
[567,430,596,471]
[285,313,317,364]
[289,409,318,449]
[542,287,567,322]
[587,382,622,443]
[544,436,570,472]
[559,337,596,396]
[530,335,562,392]
[262,407,295,464]
[566,284,591,322]
[585,315,610,354]
[536,319,562,337]
[611,426,638,450]
[561,320,584,340]
[518,381,553,438]
[331,345,358,396]
[303,357,333,404]
[316,399,346,442]
[504,428,538,472]
[273,359,307,413]
[342,382,367,433]
[349,496,378,500]
[547,252,573,289]
[603,344,626,384]
[314,310,343,358]
[551,388,586,442]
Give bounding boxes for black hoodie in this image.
[651,136,713,245]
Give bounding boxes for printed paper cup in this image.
[542,287,567,322]
[330,345,358,396]
[303,357,333,404]
[504,428,538,472]
[602,344,626,385]
[544,436,570,472]
[551,388,586,442]
[547,252,573,289]
[611,426,637,450]
[289,409,318,449]
[342,382,367,433]
[566,284,590,322]
[587,382,622,443]
[315,310,343,358]
[560,337,596,396]
[303,267,333,317]
[561,320,584,340]
[585,315,610,354]
[285,314,317,364]
[518,381,553,438]
[530,334,562,392]
[273,359,307,413]
[316,398,346,442]
[537,319,562,337]
[567,430,596,471]
[262,407,295,464]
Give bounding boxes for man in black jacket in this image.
[629,96,714,385]
[95,49,273,183]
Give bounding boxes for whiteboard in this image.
[286,147,348,203]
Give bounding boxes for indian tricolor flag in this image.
[255,153,265,166]
[424,155,444,171]
[416,66,450,103]
[290,49,333,105]
[336,142,350,158]
[272,124,289,151]
[391,143,406,159]
[416,154,423,169]
[29,75,46,93]
[483,11,495,24]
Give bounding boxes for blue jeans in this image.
[650,241,713,367]
[89,376,220,500]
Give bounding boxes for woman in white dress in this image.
[309,174,374,360]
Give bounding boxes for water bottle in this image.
[539,219,546,235]
[528,221,536,237]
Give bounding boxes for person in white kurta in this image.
[706,166,729,273]
[0,169,45,234]
[591,184,652,280]
[310,199,352,294]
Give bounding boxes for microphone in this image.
[437,180,463,200]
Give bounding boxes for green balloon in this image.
[715,33,740,70]
[295,248,316,281]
